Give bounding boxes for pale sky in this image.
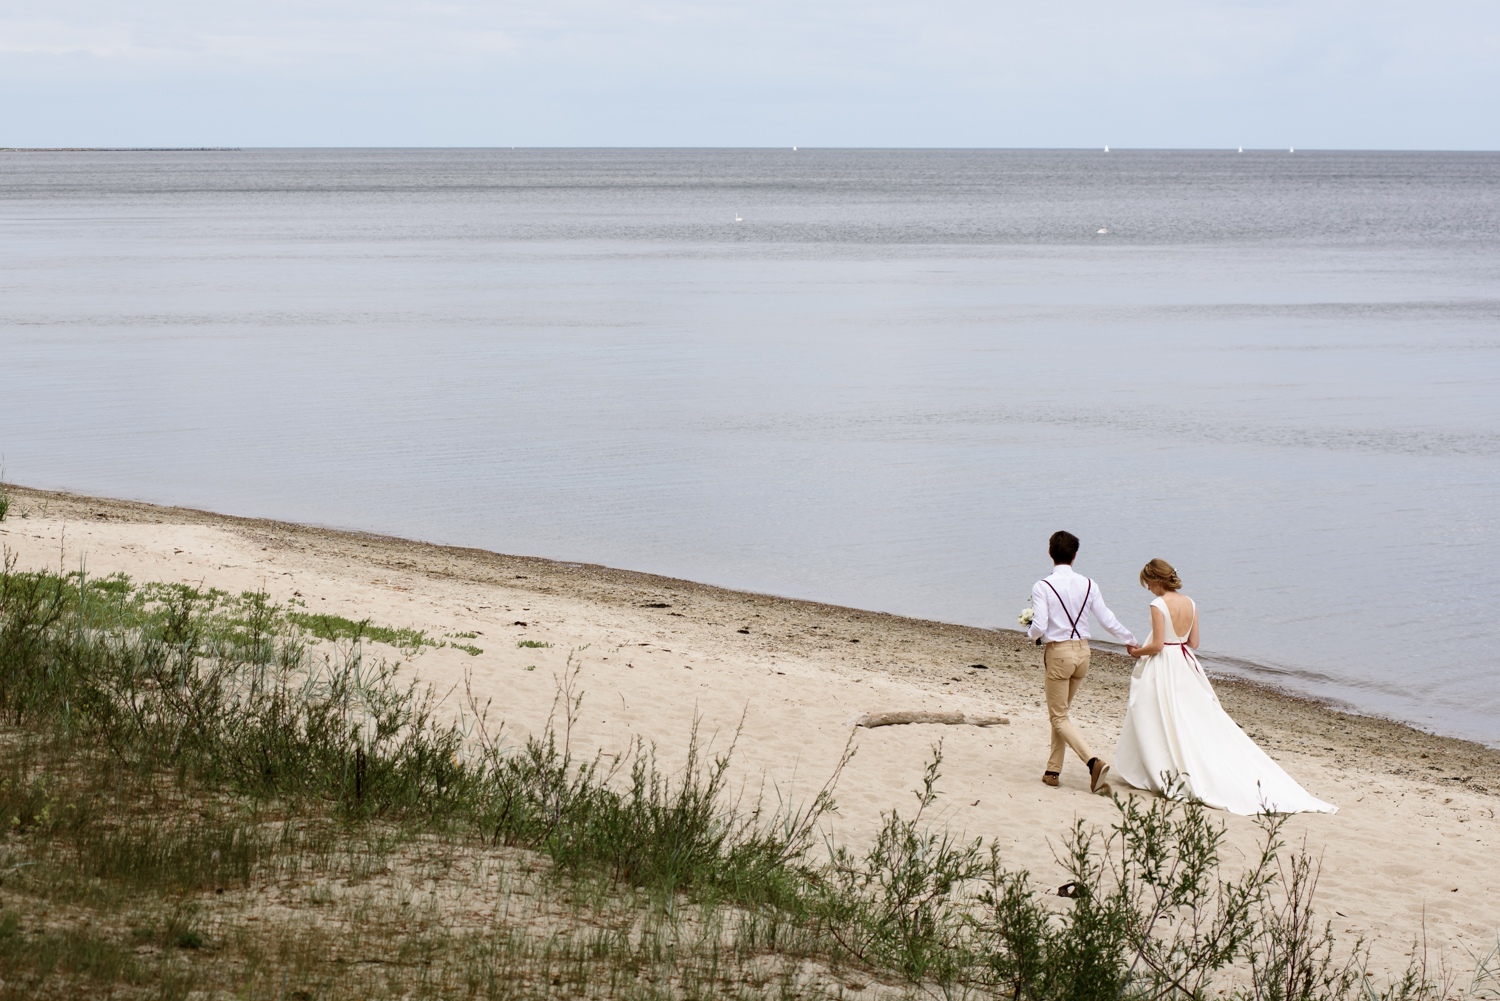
[2,0,1496,148]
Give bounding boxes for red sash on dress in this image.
[1164,642,1202,674]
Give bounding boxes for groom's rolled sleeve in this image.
[1089,589,1137,646]
[1026,581,1049,641]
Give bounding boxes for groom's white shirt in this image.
[1027,564,1137,646]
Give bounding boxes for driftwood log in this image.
[851,711,1010,729]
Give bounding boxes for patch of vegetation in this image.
[517,639,552,649]
[0,914,147,988]
[0,558,455,663]
[0,551,1492,1000]
[443,633,484,656]
[286,610,440,655]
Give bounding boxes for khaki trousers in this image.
[1044,639,1094,773]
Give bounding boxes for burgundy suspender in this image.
[1042,579,1091,640]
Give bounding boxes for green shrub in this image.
[820,743,985,982]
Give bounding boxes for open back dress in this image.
[1112,596,1337,816]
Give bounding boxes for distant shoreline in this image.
[1,147,241,152]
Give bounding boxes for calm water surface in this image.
[3,149,1498,742]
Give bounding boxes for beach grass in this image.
[0,550,1493,1000]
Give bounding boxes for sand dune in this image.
[2,485,1496,981]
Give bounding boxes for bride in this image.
[1113,559,1337,816]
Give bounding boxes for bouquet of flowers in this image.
[1018,607,1035,627]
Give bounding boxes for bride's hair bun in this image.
[1139,558,1182,591]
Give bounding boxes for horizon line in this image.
[6,145,1499,153]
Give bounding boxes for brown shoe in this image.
[1042,771,1060,787]
[1088,757,1110,793]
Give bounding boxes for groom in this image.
[1027,531,1136,792]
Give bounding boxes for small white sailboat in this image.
[1104,145,1110,152]
[1290,147,1295,152]
[1238,146,1243,153]
[792,146,797,151]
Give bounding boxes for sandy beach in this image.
[2,484,1496,982]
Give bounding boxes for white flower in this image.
[1018,608,1035,626]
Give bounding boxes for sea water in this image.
[3,148,1498,743]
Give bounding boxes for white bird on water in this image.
[734,213,743,222]
[1097,227,1109,234]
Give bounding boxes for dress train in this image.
[1113,597,1336,816]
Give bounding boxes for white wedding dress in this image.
[1113,597,1337,816]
